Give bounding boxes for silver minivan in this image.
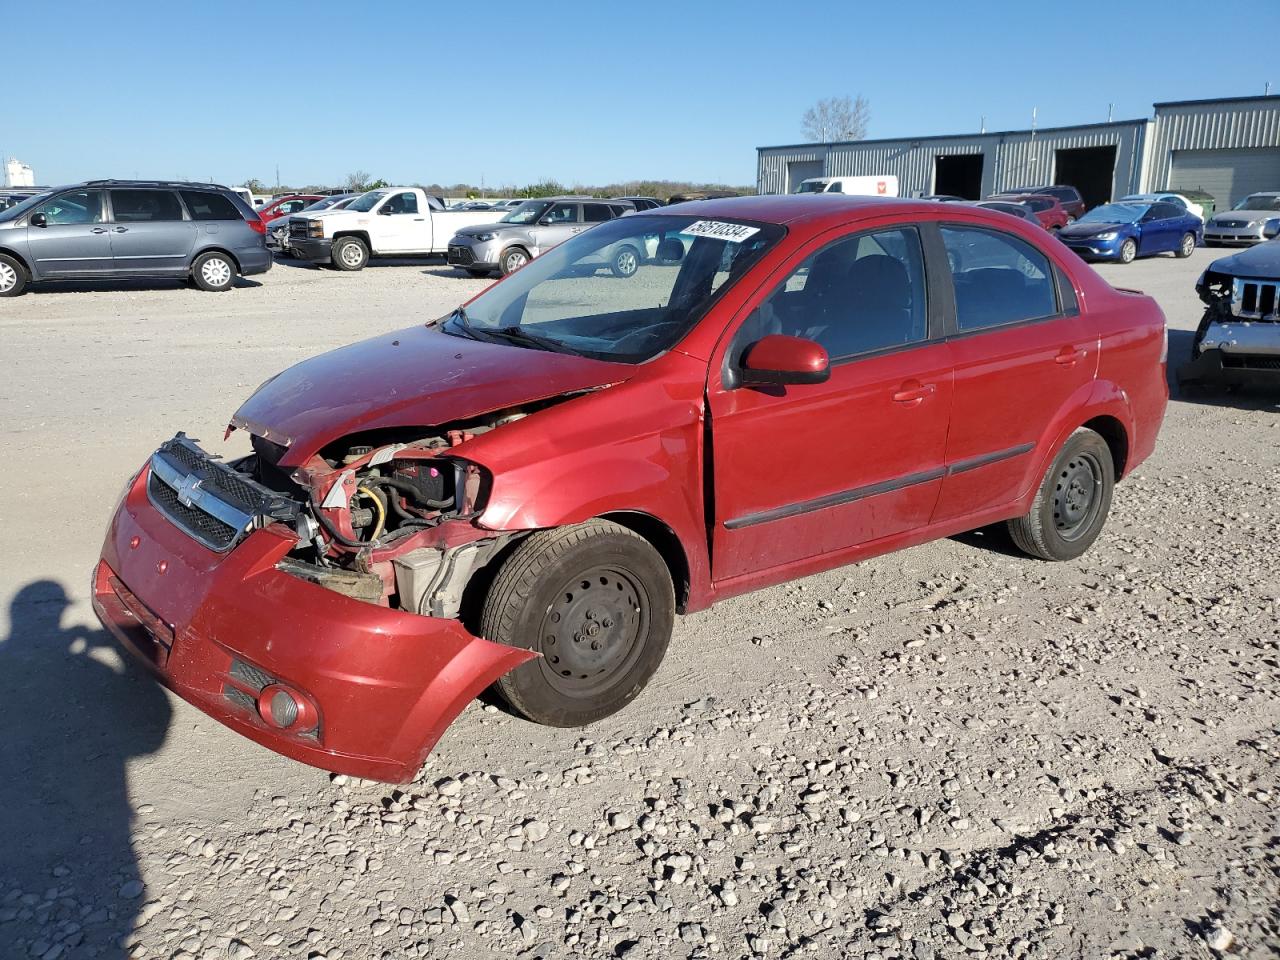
[447,197,635,277]
[0,179,272,296]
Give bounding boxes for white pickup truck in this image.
[287,187,500,270]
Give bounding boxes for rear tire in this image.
[1176,232,1196,258]
[1008,429,1114,561]
[0,253,27,296]
[191,251,237,291]
[480,520,675,727]
[331,236,369,271]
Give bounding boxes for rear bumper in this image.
[236,246,273,276]
[92,467,534,782]
[290,238,333,262]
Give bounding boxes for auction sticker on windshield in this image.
[683,221,761,243]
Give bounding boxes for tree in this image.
[344,170,373,192]
[801,95,871,143]
[243,177,265,193]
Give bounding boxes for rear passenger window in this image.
[941,226,1058,331]
[583,203,614,223]
[111,190,185,222]
[742,226,928,360]
[179,190,242,221]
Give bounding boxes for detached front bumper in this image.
[1178,347,1280,386]
[290,237,334,262]
[92,467,534,782]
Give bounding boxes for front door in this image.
[106,189,196,274]
[708,223,953,586]
[931,223,1095,521]
[376,191,429,253]
[529,201,581,256]
[25,189,112,277]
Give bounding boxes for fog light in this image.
[257,683,314,732]
[270,690,299,727]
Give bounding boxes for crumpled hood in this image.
[1207,238,1280,278]
[232,324,630,468]
[1059,221,1129,239]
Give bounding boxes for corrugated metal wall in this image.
[1146,98,1280,190]
[757,122,1147,199]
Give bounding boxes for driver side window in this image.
[544,203,577,224]
[37,189,103,225]
[738,226,928,361]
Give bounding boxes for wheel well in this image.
[1083,415,1128,478]
[333,231,371,247]
[194,247,242,273]
[501,244,530,260]
[600,511,691,612]
[0,247,31,278]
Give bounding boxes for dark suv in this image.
[1001,185,1086,221]
[0,180,271,296]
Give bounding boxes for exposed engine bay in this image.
[1179,265,1280,386]
[147,407,540,618]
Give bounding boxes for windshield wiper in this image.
[483,324,581,355]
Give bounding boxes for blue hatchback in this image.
[1057,200,1203,264]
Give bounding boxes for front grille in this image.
[1223,354,1280,370]
[223,685,258,713]
[1216,220,1250,229]
[448,245,475,265]
[148,471,238,550]
[289,220,310,238]
[1233,279,1280,320]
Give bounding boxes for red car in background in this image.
[991,193,1070,231]
[93,195,1168,782]
[999,185,1087,222]
[258,194,324,224]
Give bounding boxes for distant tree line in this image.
[246,174,753,201]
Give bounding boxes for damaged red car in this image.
[94,196,1168,782]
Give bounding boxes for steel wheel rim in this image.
[537,564,648,699]
[1053,451,1103,541]
[0,261,16,292]
[341,243,364,267]
[201,258,231,286]
[505,251,527,271]
[616,250,637,274]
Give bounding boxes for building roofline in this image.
[757,117,1148,154]
[1153,93,1280,109]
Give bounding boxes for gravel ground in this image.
[1,249,1277,960]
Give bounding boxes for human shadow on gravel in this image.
[0,580,172,957]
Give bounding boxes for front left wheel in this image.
[480,520,675,727]
[191,251,237,291]
[610,245,640,278]
[1118,238,1137,264]
[331,236,369,271]
[0,253,28,296]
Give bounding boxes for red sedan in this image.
[991,193,1070,230]
[257,194,324,224]
[94,196,1168,781]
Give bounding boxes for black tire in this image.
[499,246,530,276]
[610,245,641,278]
[465,268,491,279]
[1118,238,1137,264]
[0,253,28,296]
[1008,429,1114,562]
[190,251,237,291]
[1176,232,1196,258]
[331,236,369,271]
[480,519,675,727]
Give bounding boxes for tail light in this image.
[246,215,266,235]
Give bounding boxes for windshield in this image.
[303,196,343,212]
[1079,203,1148,224]
[1233,194,1280,211]
[794,180,829,194]
[443,214,784,363]
[0,191,52,221]
[346,191,387,213]
[500,200,553,224]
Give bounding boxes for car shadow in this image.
[949,523,1027,558]
[0,579,172,956]
[422,265,491,280]
[1168,328,1280,409]
[27,277,262,293]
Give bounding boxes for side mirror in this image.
[740,334,830,386]
[536,216,553,226]
[655,237,685,262]
[1264,220,1280,240]
[29,212,47,228]
[378,205,394,215]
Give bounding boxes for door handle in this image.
[91,227,108,234]
[1054,346,1086,365]
[113,227,129,233]
[891,381,936,404]
[413,218,425,221]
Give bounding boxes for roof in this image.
[645,193,948,227]
[82,179,231,189]
[757,117,1147,153]
[1153,93,1280,109]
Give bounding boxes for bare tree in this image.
[801,95,871,143]
[344,170,372,192]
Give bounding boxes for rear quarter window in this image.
[179,191,243,221]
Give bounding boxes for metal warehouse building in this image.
[757,94,1280,212]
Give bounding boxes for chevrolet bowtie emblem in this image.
[175,474,203,508]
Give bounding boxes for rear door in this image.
[932,223,1093,522]
[24,188,112,276]
[708,222,953,585]
[106,189,196,274]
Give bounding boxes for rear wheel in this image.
[0,253,27,296]
[499,246,530,276]
[1118,238,1137,264]
[191,251,237,291]
[480,520,675,727]
[1176,232,1196,258]
[1008,429,1114,561]
[610,245,640,278]
[331,236,369,271]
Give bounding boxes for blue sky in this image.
[7,0,1278,190]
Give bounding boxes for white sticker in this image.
[683,220,761,243]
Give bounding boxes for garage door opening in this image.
[786,160,823,194]
[933,154,984,199]
[1169,147,1280,210]
[1054,146,1117,210]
